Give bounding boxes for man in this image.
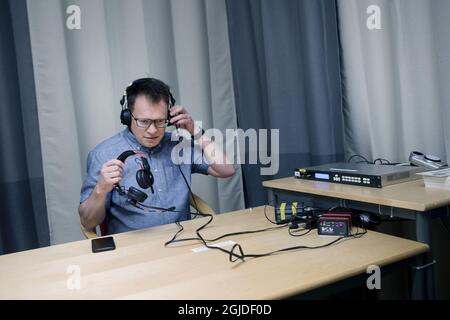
[79,78,235,234]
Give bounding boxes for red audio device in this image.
[317,213,352,236]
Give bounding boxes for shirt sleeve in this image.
[191,141,209,175]
[80,149,112,209]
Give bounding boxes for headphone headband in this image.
[120,79,175,127]
[117,150,145,163]
[116,150,154,193]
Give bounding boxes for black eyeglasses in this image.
[131,114,169,129]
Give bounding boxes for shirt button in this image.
[154,169,158,172]
[158,189,162,192]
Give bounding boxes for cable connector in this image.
[289,220,299,229]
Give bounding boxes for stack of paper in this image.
[416,168,450,190]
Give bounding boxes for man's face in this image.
[130,95,168,148]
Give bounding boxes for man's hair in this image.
[126,78,171,113]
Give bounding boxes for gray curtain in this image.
[433,0,450,163]
[226,0,345,206]
[337,0,450,299]
[0,0,49,254]
[338,0,448,163]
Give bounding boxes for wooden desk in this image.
[263,177,450,299]
[263,177,450,211]
[0,207,428,299]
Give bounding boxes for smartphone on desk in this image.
[91,236,116,253]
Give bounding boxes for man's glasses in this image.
[131,114,169,129]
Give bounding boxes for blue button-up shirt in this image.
[80,129,209,234]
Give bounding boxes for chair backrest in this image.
[189,193,216,215]
[80,193,215,239]
[80,223,98,239]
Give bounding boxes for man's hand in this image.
[96,159,124,194]
[169,105,197,136]
[169,105,235,178]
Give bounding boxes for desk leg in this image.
[413,212,436,300]
[267,189,274,204]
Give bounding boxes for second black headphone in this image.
[120,78,176,127]
[114,150,154,204]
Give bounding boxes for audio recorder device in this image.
[294,162,425,188]
[317,213,352,236]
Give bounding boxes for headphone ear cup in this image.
[136,169,154,189]
[127,186,148,203]
[120,109,131,126]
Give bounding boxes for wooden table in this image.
[0,206,428,299]
[263,177,450,299]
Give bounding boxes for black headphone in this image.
[120,79,176,127]
[114,150,154,204]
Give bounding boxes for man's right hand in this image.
[96,159,124,194]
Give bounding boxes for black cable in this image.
[348,154,371,164]
[135,202,176,212]
[264,203,280,225]
[172,171,286,237]
[288,227,312,237]
[348,154,400,166]
[164,222,195,246]
[221,211,366,262]
[228,229,367,262]
[205,225,287,242]
[174,164,252,262]
[166,202,367,262]
[163,171,288,247]
[163,165,207,246]
[373,158,391,165]
[349,226,367,238]
[164,217,288,245]
[167,165,368,263]
[326,206,350,213]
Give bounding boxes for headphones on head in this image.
[114,150,154,204]
[120,78,176,127]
